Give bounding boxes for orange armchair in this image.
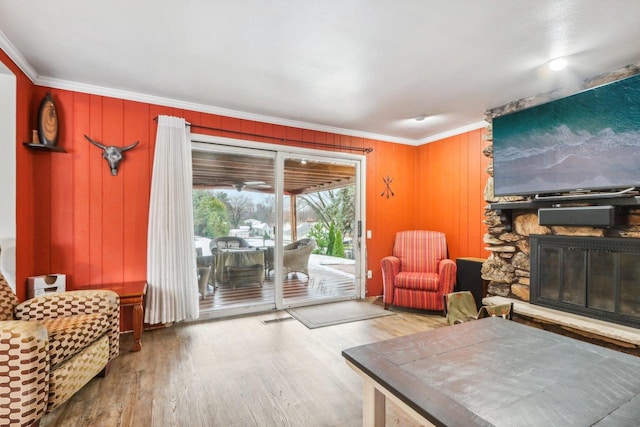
[381,230,456,312]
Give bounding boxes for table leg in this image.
[132,302,143,352]
[363,380,385,427]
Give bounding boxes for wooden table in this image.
[77,281,147,352]
[342,317,640,427]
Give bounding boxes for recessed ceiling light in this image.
[548,57,568,71]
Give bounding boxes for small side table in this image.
[77,281,147,352]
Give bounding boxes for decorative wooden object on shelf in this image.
[38,93,59,146]
[23,92,66,153]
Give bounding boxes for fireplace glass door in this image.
[531,235,640,328]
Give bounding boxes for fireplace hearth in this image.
[530,235,640,328]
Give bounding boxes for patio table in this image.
[215,248,265,284]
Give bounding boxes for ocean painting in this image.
[493,73,640,196]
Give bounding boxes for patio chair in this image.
[282,238,316,277]
[381,230,456,311]
[198,266,212,298]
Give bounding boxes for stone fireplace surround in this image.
[480,63,640,352]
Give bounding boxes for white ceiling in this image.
[1,1,639,144]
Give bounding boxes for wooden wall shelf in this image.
[489,197,640,232]
[490,196,640,210]
[23,142,66,153]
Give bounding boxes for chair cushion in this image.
[39,312,110,369]
[393,231,447,273]
[395,272,439,291]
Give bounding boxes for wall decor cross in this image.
[381,175,395,198]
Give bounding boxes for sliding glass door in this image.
[191,137,365,319]
[280,153,360,308]
[192,144,277,318]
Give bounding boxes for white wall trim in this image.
[36,76,421,146]
[0,30,37,82]
[417,120,488,145]
[37,76,487,147]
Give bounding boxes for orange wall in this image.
[364,139,418,293]
[415,129,491,261]
[366,129,490,294]
[2,49,488,302]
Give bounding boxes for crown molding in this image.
[0,30,38,82]
[36,76,425,146]
[36,77,487,146]
[417,120,488,145]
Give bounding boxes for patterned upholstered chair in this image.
[381,230,456,312]
[0,273,120,426]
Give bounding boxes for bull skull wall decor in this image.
[84,135,139,176]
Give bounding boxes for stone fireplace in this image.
[480,63,640,332]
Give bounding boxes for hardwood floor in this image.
[41,299,447,427]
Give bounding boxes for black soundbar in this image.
[538,206,616,227]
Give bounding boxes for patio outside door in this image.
[193,144,277,319]
[280,153,360,308]
[192,137,365,319]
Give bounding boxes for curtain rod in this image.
[153,116,373,153]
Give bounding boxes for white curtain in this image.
[145,115,199,324]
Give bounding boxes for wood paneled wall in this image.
[415,129,490,261]
[21,86,389,295]
[366,129,490,295]
[364,139,418,292]
[2,48,489,302]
